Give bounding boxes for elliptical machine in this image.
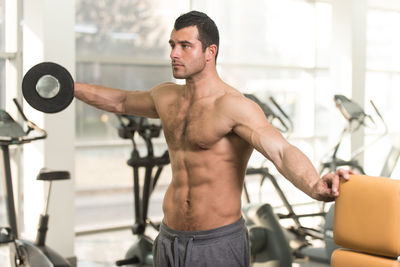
[0,99,71,267]
[297,94,388,263]
[115,115,170,266]
[318,95,385,175]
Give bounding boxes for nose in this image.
[170,46,180,60]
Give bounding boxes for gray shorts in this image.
[152,217,249,267]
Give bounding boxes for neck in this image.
[184,67,222,100]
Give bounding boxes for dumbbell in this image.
[22,62,74,113]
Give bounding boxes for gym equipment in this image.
[0,227,14,264]
[244,94,293,134]
[243,204,293,267]
[323,95,400,178]
[319,94,387,175]
[244,171,334,265]
[380,134,400,177]
[331,174,400,266]
[242,95,296,266]
[115,115,170,266]
[0,99,71,267]
[274,94,388,264]
[299,95,391,263]
[22,62,74,113]
[243,95,345,265]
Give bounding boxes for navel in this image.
[185,190,191,207]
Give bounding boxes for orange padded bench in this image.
[331,174,400,267]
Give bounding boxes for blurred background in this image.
[1,0,400,265]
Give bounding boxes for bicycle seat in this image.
[0,110,26,138]
[37,168,70,181]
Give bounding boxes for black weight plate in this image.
[22,62,74,113]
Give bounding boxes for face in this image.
[169,26,207,79]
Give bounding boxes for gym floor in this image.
[75,228,330,267]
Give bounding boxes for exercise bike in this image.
[115,115,170,266]
[0,99,71,267]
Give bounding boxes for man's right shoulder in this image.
[152,82,181,91]
[151,82,183,97]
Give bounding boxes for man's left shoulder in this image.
[216,90,268,128]
[217,90,254,111]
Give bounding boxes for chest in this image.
[160,100,232,149]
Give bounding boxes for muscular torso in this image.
[153,83,253,231]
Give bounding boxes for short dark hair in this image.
[174,11,220,61]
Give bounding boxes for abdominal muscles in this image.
[162,143,250,231]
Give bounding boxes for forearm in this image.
[74,83,127,113]
[251,128,320,198]
[273,144,320,199]
[232,97,339,201]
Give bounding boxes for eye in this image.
[181,43,192,49]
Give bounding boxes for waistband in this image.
[160,217,246,244]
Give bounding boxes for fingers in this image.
[315,169,353,202]
[331,173,340,197]
[316,173,336,201]
[335,168,351,180]
[328,168,352,199]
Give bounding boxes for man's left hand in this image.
[312,168,353,202]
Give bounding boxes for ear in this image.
[206,44,218,62]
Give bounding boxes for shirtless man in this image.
[75,11,350,267]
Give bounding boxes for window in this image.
[207,0,334,159]
[0,0,5,109]
[75,0,189,230]
[364,8,400,177]
[207,0,333,217]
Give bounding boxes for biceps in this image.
[235,124,287,162]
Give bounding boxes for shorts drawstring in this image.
[163,237,176,267]
[173,237,179,267]
[163,236,194,267]
[154,218,247,267]
[184,237,194,267]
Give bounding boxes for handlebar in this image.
[269,96,294,135]
[0,99,47,145]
